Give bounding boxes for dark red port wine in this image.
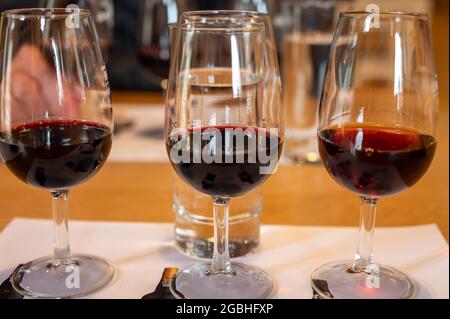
[0,120,112,190]
[167,126,283,197]
[318,125,436,197]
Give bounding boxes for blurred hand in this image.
[5,44,82,123]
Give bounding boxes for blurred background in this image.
[0,0,447,107]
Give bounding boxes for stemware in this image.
[313,11,439,299]
[165,10,283,299]
[137,0,179,82]
[0,8,114,298]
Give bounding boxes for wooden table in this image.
[0,91,448,241]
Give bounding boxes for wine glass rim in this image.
[179,10,268,32]
[340,10,429,19]
[180,10,269,20]
[1,8,92,19]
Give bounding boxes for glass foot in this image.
[12,254,114,299]
[170,262,276,299]
[311,260,416,299]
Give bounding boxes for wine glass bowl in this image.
[318,125,437,198]
[0,8,114,298]
[165,11,283,299]
[313,11,439,299]
[0,119,112,190]
[137,0,178,82]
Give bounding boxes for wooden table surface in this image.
[0,90,448,241]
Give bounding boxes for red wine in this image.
[318,125,436,197]
[167,126,282,197]
[0,120,112,190]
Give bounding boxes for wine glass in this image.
[0,8,114,298]
[165,11,283,299]
[313,11,439,299]
[40,0,114,62]
[137,0,179,83]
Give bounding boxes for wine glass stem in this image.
[51,190,72,266]
[209,197,234,275]
[352,196,378,272]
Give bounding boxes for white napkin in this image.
[0,218,448,299]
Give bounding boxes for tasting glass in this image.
[168,22,263,259]
[165,11,283,299]
[0,8,114,298]
[314,11,438,299]
[137,0,179,82]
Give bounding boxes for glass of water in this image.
[279,0,352,164]
[173,176,262,258]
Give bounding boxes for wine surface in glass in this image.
[0,120,112,189]
[168,126,282,197]
[318,124,436,197]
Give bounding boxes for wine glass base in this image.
[311,260,416,299]
[170,262,277,299]
[11,254,115,299]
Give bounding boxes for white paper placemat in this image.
[0,218,448,299]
